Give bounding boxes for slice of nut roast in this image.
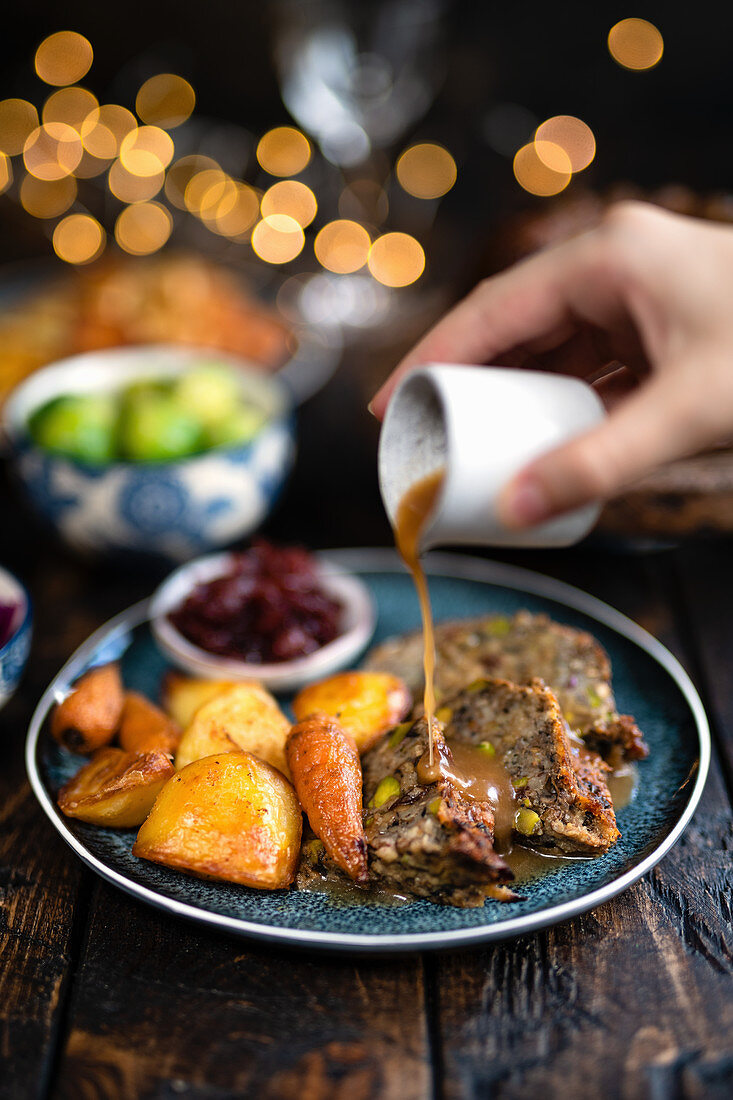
[360,716,512,907]
[441,676,620,854]
[365,610,647,766]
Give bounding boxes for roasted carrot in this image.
[51,663,124,754]
[119,691,181,757]
[286,715,368,884]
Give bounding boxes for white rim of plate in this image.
[25,548,711,954]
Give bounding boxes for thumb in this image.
[498,375,700,528]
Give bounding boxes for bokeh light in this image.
[23,123,83,180]
[608,18,664,71]
[251,214,305,263]
[184,167,229,214]
[256,127,311,176]
[20,174,77,218]
[395,142,457,199]
[368,232,425,287]
[534,116,595,173]
[165,155,219,209]
[0,153,11,194]
[135,74,195,129]
[42,87,98,132]
[81,104,137,159]
[314,220,371,274]
[0,99,40,156]
[119,125,174,176]
[73,150,113,179]
[108,159,164,202]
[212,182,260,237]
[532,140,572,175]
[35,32,93,86]
[513,141,571,196]
[114,201,172,254]
[52,213,105,264]
[261,180,317,227]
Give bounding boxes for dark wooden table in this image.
[2,370,732,1100]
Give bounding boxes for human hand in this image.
[370,202,733,528]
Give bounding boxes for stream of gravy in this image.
[394,468,445,765]
[392,467,637,889]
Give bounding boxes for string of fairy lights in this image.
[0,18,663,280]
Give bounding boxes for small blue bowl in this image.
[0,565,32,710]
[3,346,296,562]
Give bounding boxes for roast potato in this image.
[51,663,125,754]
[119,692,181,756]
[292,671,411,753]
[175,683,291,778]
[57,747,175,826]
[161,673,237,729]
[133,752,302,889]
[286,716,367,883]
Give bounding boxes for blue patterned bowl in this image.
[0,565,32,711]
[3,347,296,562]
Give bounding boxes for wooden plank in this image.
[52,883,431,1100]
[0,486,154,1100]
[0,704,84,1100]
[0,554,92,1100]
[672,542,733,785]
[432,547,733,1100]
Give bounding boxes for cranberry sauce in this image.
[168,540,343,664]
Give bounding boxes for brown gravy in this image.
[607,762,639,810]
[302,873,412,907]
[391,468,635,899]
[394,468,445,764]
[413,736,517,851]
[504,845,578,881]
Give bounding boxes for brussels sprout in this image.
[204,405,267,449]
[29,394,117,464]
[173,364,244,428]
[119,394,203,461]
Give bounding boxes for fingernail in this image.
[500,476,551,528]
[367,401,377,418]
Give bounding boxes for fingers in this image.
[369,228,629,419]
[497,374,703,528]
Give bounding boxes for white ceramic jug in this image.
[378,364,605,550]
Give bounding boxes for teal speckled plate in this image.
[26,550,710,953]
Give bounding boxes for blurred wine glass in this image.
[273,0,446,167]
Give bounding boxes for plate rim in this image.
[25,548,711,953]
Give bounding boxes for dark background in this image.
[3,0,732,560]
[4,1,732,262]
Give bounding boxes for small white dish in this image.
[379,364,605,549]
[149,551,376,692]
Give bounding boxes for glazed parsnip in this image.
[292,671,411,754]
[119,691,181,756]
[57,747,175,827]
[175,682,291,778]
[161,673,237,730]
[133,752,302,889]
[286,715,368,883]
[51,663,125,754]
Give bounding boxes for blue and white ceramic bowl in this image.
[0,565,32,711]
[2,346,296,562]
